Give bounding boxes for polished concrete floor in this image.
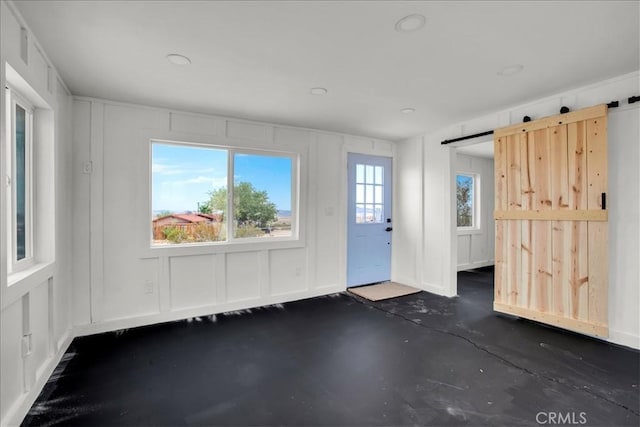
[23,268,639,426]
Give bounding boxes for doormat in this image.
[348,282,421,302]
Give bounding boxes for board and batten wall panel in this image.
[391,136,423,287]
[1,2,74,425]
[607,107,640,348]
[270,248,308,296]
[71,100,92,325]
[226,252,262,303]
[72,98,394,335]
[0,301,23,421]
[456,153,495,271]
[170,255,217,310]
[312,133,343,289]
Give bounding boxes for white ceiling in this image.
[14,1,640,141]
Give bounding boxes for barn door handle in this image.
[601,193,606,210]
[385,227,393,232]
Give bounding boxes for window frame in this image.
[456,172,480,234]
[5,86,35,273]
[149,139,299,248]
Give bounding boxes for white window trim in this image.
[149,139,300,249]
[456,172,481,235]
[6,86,35,274]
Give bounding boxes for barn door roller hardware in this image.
[441,96,638,145]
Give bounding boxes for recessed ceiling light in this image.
[401,108,416,114]
[310,87,328,95]
[395,14,427,32]
[497,64,524,76]
[166,54,191,65]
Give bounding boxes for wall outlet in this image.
[83,161,93,174]
[295,267,302,277]
[21,334,32,357]
[144,280,154,294]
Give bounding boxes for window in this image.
[355,163,384,223]
[233,153,292,238]
[456,173,478,229]
[151,141,295,246]
[5,87,34,272]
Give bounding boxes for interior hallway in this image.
[23,269,639,426]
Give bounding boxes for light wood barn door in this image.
[494,105,608,337]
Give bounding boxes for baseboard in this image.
[2,329,73,427]
[607,328,640,350]
[390,276,420,288]
[457,261,494,272]
[75,285,346,337]
[419,281,457,298]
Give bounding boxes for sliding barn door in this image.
[494,105,608,337]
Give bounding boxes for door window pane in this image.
[356,184,364,203]
[365,204,374,222]
[366,165,374,184]
[374,186,382,204]
[374,205,383,222]
[356,164,365,183]
[365,185,373,204]
[374,166,383,185]
[354,162,385,224]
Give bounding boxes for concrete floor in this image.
[23,268,639,426]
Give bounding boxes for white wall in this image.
[393,71,640,349]
[455,153,495,271]
[391,134,457,296]
[392,137,423,287]
[0,1,74,425]
[71,98,395,334]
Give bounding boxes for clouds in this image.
[152,144,229,212]
[153,173,227,212]
[152,161,216,177]
[152,161,226,212]
[180,176,227,188]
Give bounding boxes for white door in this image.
[347,153,392,286]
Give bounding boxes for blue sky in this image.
[456,174,474,206]
[456,175,473,187]
[152,143,292,213]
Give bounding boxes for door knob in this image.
[385,227,393,232]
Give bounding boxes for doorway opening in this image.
[454,140,495,303]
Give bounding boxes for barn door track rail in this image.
[440,95,639,145]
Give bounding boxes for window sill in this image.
[7,261,54,287]
[3,261,55,310]
[457,228,483,236]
